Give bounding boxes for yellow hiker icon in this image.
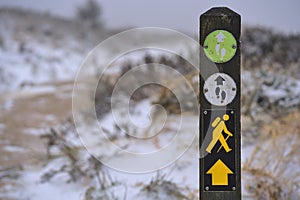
[206,114,233,153]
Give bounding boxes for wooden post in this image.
[199,7,241,200]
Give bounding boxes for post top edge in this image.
[201,7,240,17]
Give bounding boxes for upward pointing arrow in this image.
[206,159,233,186]
[216,32,226,42]
[215,75,226,85]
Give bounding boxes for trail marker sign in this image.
[204,30,237,63]
[199,7,241,200]
[203,73,237,106]
[207,159,233,186]
[203,109,236,191]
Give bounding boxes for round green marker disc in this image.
[203,30,237,63]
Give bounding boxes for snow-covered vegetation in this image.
[0,7,300,200]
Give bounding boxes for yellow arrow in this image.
[206,159,233,186]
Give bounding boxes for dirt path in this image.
[0,80,74,169]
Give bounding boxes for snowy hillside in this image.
[1,7,300,200]
[0,8,111,93]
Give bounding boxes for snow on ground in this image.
[17,158,197,200]
[19,169,86,200]
[0,28,84,93]
[1,8,300,200]
[2,145,26,153]
[5,98,198,199]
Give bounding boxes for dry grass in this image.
[262,112,300,140]
[139,172,192,200]
[243,111,300,199]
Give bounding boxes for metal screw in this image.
[204,110,207,115]
[231,110,234,114]
[205,186,209,191]
[232,186,236,191]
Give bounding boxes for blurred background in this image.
[0,0,300,199]
[1,0,300,34]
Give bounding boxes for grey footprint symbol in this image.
[215,87,226,103]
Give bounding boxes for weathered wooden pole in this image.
[199,7,241,200]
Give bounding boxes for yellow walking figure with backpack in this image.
[206,114,233,153]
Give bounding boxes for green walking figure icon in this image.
[206,114,233,153]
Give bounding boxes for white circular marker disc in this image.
[203,73,237,106]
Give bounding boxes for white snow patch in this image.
[1,99,14,111]
[23,128,45,136]
[21,85,56,94]
[21,170,85,200]
[262,85,288,102]
[3,145,26,152]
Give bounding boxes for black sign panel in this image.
[199,7,241,200]
[202,109,236,191]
